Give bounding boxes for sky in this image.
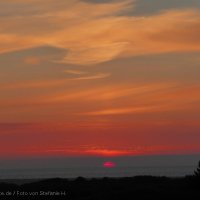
[0,0,200,158]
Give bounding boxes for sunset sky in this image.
[0,0,200,157]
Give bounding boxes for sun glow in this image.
[103,161,116,168]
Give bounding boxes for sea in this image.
[0,165,196,179]
[0,155,199,179]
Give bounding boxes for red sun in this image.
[103,161,116,168]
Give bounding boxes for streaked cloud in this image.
[64,69,87,75]
[0,73,109,90]
[0,78,72,90]
[84,149,135,156]
[70,73,110,80]
[60,42,128,65]
[38,82,175,104]
[1,0,200,65]
[2,81,200,122]
[82,106,161,116]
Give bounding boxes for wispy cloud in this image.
[81,106,161,116]
[1,0,200,65]
[84,149,135,156]
[0,79,72,90]
[64,69,87,75]
[0,72,109,90]
[69,73,110,80]
[39,82,175,104]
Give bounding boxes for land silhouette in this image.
[0,161,200,199]
[194,160,200,177]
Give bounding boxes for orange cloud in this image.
[24,56,41,65]
[42,82,175,103]
[82,106,161,116]
[84,149,134,156]
[70,73,110,80]
[64,69,87,75]
[0,73,109,90]
[1,80,200,123]
[1,1,200,65]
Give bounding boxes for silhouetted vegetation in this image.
[0,175,200,200]
[194,160,200,177]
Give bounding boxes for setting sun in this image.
[103,162,116,168]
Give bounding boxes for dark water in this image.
[0,155,199,179]
[0,165,196,179]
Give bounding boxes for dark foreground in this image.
[0,176,200,199]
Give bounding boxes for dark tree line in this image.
[194,160,200,177]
